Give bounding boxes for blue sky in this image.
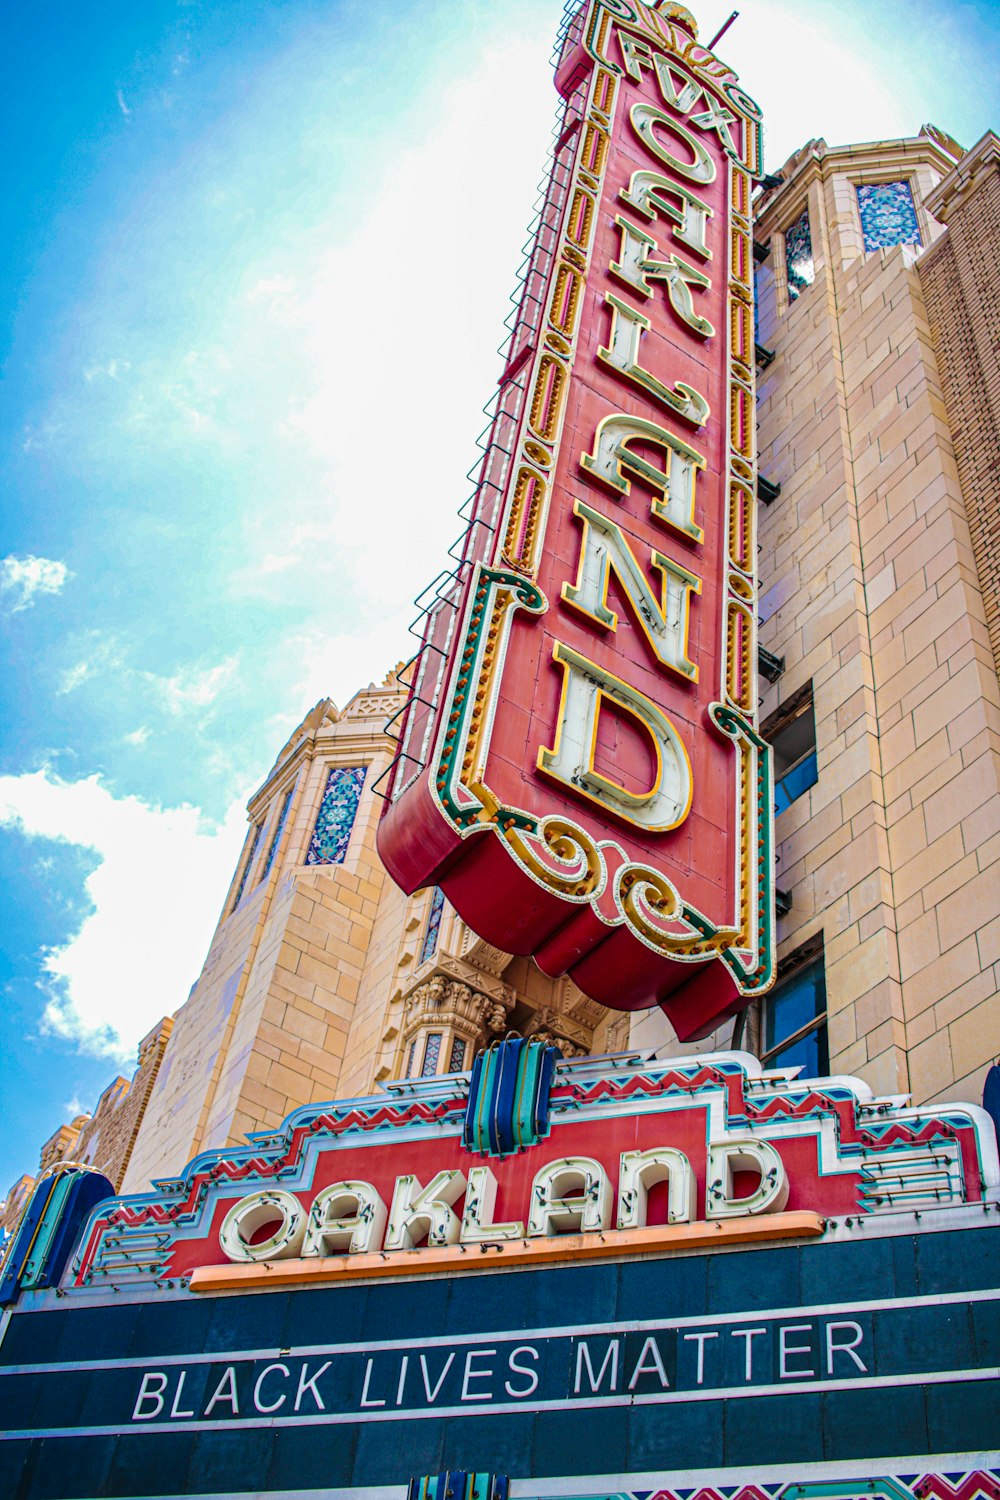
[2,0,998,1195]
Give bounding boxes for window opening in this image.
[419,887,446,965]
[764,683,818,815]
[231,821,264,911]
[259,782,296,884]
[421,1033,442,1078]
[762,943,828,1075]
[784,207,814,298]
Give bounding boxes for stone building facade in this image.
[5,126,999,1214]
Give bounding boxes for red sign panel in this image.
[378,1,773,1038]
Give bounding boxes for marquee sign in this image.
[377,1,772,1038]
[55,1048,998,1293]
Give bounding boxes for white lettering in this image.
[132,1371,168,1422]
[360,1358,386,1408]
[562,501,701,682]
[169,1369,195,1419]
[731,1326,767,1381]
[527,1156,613,1237]
[294,1360,331,1412]
[628,1335,670,1390]
[385,1171,467,1251]
[219,1190,306,1263]
[460,1166,524,1243]
[574,1339,620,1394]
[826,1320,867,1374]
[581,412,705,541]
[537,643,692,834]
[253,1362,289,1414]
[461,1348,496,1402]
[617,1146,696,1229]
[505,1346,540,1398]
[419,1351,456,1403]
[303,1181,387,1257]
[630,102,716,185]
[779,1324,815,1379]
[597,292,709,427]
[204,1366,240,1416]
[683,1330,719,1385]
[395,1354,409,1406]
[706,1139,789,1218]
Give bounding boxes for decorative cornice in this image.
[923,130,1000,224]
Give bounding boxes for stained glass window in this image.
[305,765,366,866]
[419,887,446,965]
[421,1033,442,1077]
[259,782,295,884]
[404,1040,417,1080]
[856,181,921,253]
[448,1037,467,1074]
[231,821,264,911]
[784,208,814,299]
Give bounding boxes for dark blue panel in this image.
[823,1383,927,1460]
[533,1404,628,1477]
[972,1297,1000,1366]
[724,1392,824,1466]
[29,1435,115,1500]
[628,1397,723,1471]
[0,1309,64,1366]
[514,1262,619,1332]
[203,1288,289,1353]
[799,1235,893,1308]
[616,1248,707,1322]
[128,1296,215,1358]
[281,1282,369,1348]
[873,1300,974,1375]
[353,1414,444,1486]
[269,1420,356,1491]
[891,1232,919,1298]
[441,1265,549,1335]
[0,1437,37,1500]
[185,1426,274,1492]
[916,1227,1000,1295]
[78,1361,149,1431]
[106,1431,199,1497]
[54,1302,139,1363]
[925,1375,1000,1454]
[438,1411,534,1478]
[707,1243,800,1313]
[361,1275,453,1342]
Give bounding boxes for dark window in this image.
[259,782,295,884]
[762,948,828,1074]
[448,1037,467,1073]
[231,821,264,911]
[764,683,818,815]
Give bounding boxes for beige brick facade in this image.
[750,127,1000,1104]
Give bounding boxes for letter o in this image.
[219,1189,306,1262]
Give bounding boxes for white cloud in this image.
[116,89,131,119]
[0,769,247,1060]
[59,662,92,694]
[125,726,151,746]
[149,653,240,713]
[0,555,71,614]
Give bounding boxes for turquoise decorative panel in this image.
[448,1035,467,1073]
[421,1032,442,1077]
[305,765,366,866]
[857,180,921,252]
[785,207,814,298]
[419,886,445,964]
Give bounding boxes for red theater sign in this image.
[378,1,772,1038]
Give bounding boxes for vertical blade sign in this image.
[377,1,773,1040]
